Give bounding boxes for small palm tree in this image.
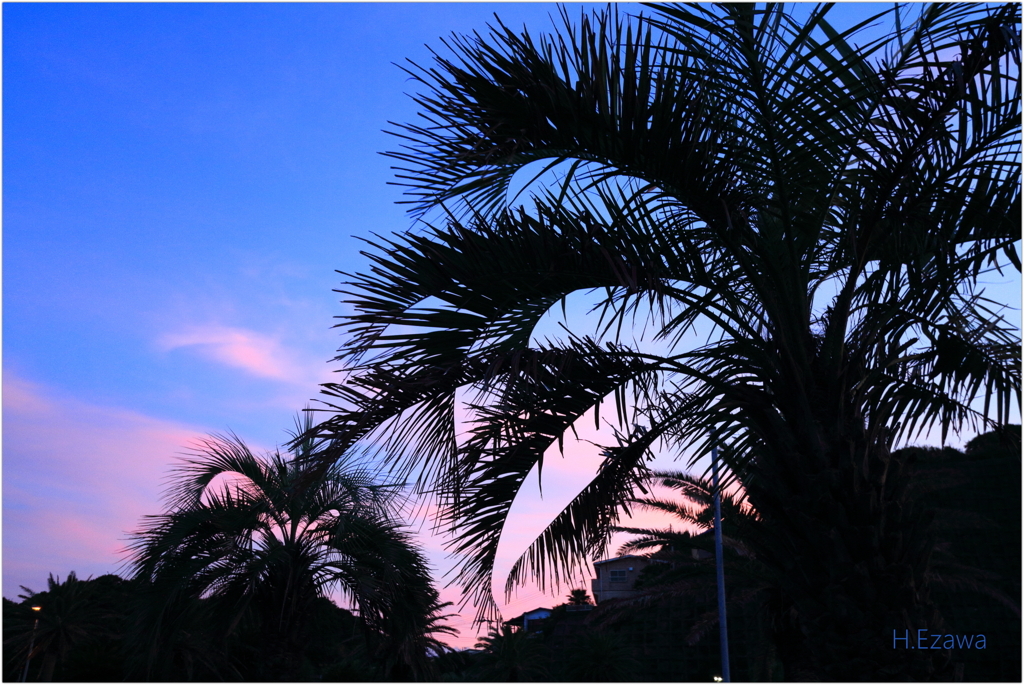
[126,415,452,680]
[615,471,758,562]
[6,572,107,681]
[608,472,787,676]
[566,589,592,606]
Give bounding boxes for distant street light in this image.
[20,606,42,682]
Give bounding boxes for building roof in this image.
[592,554,648,566]
[503,607,553,625]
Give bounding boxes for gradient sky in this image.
[4,2,1020,649]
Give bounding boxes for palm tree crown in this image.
[7,572,110,682]
[127,416,453,679]
[310,3,1020,678]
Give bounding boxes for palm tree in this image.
[607,472,794,679]
[613,471,763,599]
[6,572,109,681]
[310,3,1020,679]
[374,585,461,681]
[566,589,592,606]
[616,471,756,557]
[126,415,454,680]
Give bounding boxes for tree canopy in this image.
[127,416,454,680]
[309,3,1019,678]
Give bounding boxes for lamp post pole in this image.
[21,606,42,682]
[712,440,731,682]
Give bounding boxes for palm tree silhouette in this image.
[126,414,453,680]
[7,573,108,681]
[310,3,1020,678]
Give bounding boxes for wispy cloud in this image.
[1,372,690,647]
[156,324,318,383]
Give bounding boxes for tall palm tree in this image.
[310,4,1020,678]
[126,415,453,680]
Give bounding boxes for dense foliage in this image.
[593,427,1021,680]
[3,430,1019,680]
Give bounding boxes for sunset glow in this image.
[5,3,1019,664]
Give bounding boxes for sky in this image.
[3,2,1020,650]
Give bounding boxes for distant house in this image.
[590,555,655,603]
[503,606,553,633]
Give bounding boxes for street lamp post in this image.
[712,439,731,682]
[21,605,42,682]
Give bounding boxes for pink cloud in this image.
[157,324,322,384]
[3,373,211,598]
[2,372,707,650]
[2,373,504,649]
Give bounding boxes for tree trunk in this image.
[39,653,56,682]
[745,426,952,680]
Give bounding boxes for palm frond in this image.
[317,4,1020,656]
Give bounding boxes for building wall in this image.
[591,556,652,604]
[522,608,551,633]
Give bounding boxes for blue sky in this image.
[4,1,629,646]
[4,2,1020,647]
[5,3,575,434]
